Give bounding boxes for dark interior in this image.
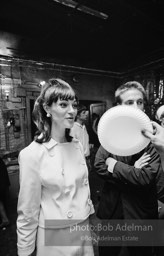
[1,0,164,72]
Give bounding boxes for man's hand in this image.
[134,152,150,168]
[142,121,164,155]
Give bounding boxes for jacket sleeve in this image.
[94,145,113,181]
[113,144,161,187]
[155,160,164,203]
[17,149,41,256]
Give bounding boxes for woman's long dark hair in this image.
[32,78,77,143]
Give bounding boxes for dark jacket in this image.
[0,157,10,190]
[94,143,164,220]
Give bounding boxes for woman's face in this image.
[47,98,77,129]
[120,88,144,111]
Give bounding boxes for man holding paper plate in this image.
[94,81,164,256]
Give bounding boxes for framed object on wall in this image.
[90,102,106,123]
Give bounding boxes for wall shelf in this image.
[2,107,26,111]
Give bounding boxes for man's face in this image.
[78,110,89,122]
[119,88,144,111]
[160,117,164,128]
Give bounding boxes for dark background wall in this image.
[0,57,120,155]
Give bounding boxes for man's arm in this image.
[95,143,164,197]
[155,163,164,203]
[94,144,156,186]
[94,145,113,181]
[111,144,161,187]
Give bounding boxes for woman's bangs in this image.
[60,87,75,101]
[53,86,75,102]
[44,83,76,105]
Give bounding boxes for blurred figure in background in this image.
[92,113,99,136]
[0,157,10,229]
[90,113,100,169]
[156,105,164,127]
[71,104,92,170]
[143,121,164,162]
[143,121,164,221]
[91,113,100,148]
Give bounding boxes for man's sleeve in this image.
[112,144,161,187]
[94,145,113,181]
[155,162,164,203]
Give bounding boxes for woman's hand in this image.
[134,152,150,168]
[142,121,164,154]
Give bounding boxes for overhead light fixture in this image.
[52,0,108,20]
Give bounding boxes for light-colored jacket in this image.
[17,138,94,256]
[71,122,90,157]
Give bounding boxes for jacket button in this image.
[67,211,73,218]
[64,188,70,194]
[84,178,88,185]
[88,199,92,205]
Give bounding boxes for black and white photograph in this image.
[0,1,164,256]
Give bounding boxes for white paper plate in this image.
[97,105,153,156]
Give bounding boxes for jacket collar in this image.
[43,138,58,149]
[43,137,79,150]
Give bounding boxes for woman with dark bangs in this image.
[17,78,95,256]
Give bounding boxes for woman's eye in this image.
[60,103,67,107]
[73,103,78,109]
